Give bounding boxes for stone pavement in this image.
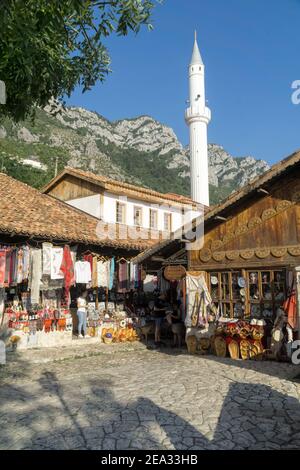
[0,341,299,450]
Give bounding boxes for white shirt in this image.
[77,297,87,312]
[75,261,92,284]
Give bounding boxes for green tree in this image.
[0,0,159,122]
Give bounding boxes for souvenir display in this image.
[0,242,145,350]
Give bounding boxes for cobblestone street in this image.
[0,342,300,450]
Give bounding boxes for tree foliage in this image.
[0,0,158,121]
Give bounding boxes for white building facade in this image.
[67,190,185,233]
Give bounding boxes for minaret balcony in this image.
[185,106,211,124]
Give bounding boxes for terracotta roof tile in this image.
[0,173,157,251]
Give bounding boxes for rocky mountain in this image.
[0,106,270,204]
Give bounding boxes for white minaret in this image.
[185,31,211,206]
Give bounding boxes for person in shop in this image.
[77,290,90,339]
[166,300,185,348]
[153,292,170,347]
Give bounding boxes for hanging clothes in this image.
[92,256,98,288]
[10,248,18,286]
[0,288,5,324]
[129,262,135,290]
[30,249,42,305]
[109,257,115,290]
[51,247,64,280]
[97,260,110,288]
[284,290,297,330]
[4,249,11,286]
[60,245,75,297]
[0,250,6,288]
[84,254,93,272]
[118,261,128,293]
[42,242,52,275]
[75,260,92,284]
[22,245,30,281]
[17,248,23,284]
[133,264,139,289]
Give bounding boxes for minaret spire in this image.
[185,32,211,206]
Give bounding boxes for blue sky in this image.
[67,0,300,165]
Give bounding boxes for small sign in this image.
[0,81,6,104]
[164,265,186,281]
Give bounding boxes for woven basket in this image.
[103,336,113,344]
[186,335,197,354]
[228,339,239,360]
[214,336,227,357]
[240,339,251,360]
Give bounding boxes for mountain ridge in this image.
[0,105,270,204]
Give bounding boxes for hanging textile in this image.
[84,254,93,272]
[4,249,11,286]
[60,245,75,296]
[0,288,5,325]
[22,245,30,281]
[0,250,6,288]
[109,257,115,290]
[10,248,18,286]
[51,247,64,280]
[42,242,52,275]
[75,260,92,284]
[129,262,135,290]
[30,249,42,305]
[284,290,297,330]
[133,264,139,289]
[185,273,211,328]
[92,256,98,288]
[17,248,23,284]
[118,261,128,293]
[97,260,110,288]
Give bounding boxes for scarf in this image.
[60,245,75,300]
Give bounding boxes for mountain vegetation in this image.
[0,106,270,204]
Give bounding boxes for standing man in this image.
[153,293,169,346]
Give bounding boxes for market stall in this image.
[0,172,153,350]
[134,150,300,361]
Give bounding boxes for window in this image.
[163,212,172,232]
[208,269,287,320]
[134,206,143,226]
[116,201,126,224]
[149,209,158,229]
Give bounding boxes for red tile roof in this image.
[0,172,158,251]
